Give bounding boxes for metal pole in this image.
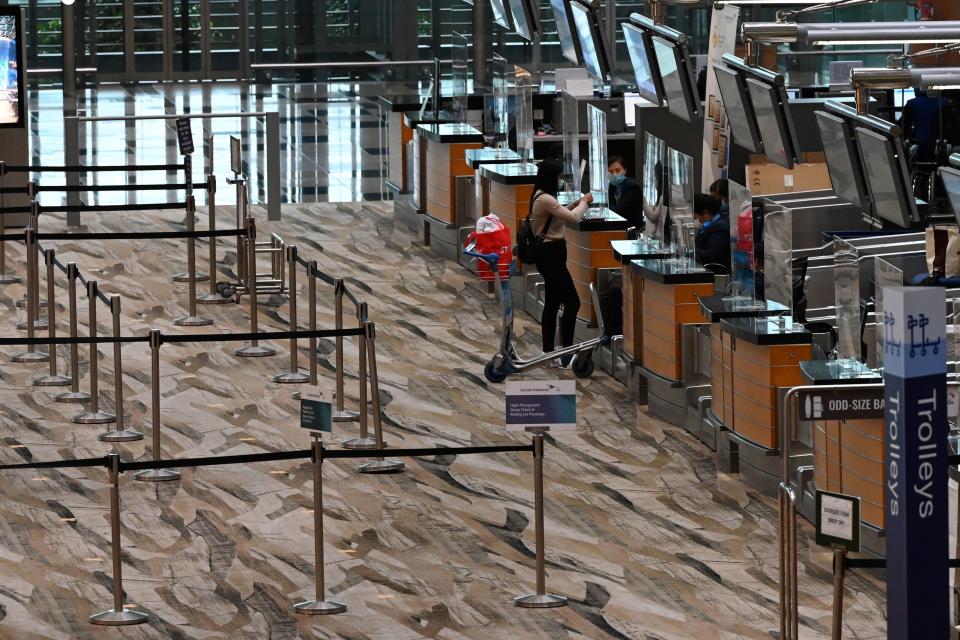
[73,281,115,424]
[433,58,441,119]
[341,302,375,449]
[173,159,209,284]
[33,249,71,386]
[99,295,142,441]
[266,112,281,221]
[308,260,317,386]
[198,175,230,304]
[831,546,847,640]
[332,279,358,422]
[62,0,76,117]
[174,196,213,326]
[16,199,48,319]
[64,116,81,225]
[358,322,404,473]
[235,217,276,357]
[134,330,180,482]
[12,227,48,363]
[55,262,90,403]
[293,438,347,615]
[0,162,20,285]
[515,431,567,608]
[274,245,308,383]
[89,453,149,626]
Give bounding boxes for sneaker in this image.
[558,353,575,369]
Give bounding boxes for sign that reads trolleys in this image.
[882,286,948,640]
[505,380,576,432]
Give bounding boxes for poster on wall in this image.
[0,8,23,128]
[700,5,739,189]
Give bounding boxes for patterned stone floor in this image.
[0,202,885,639]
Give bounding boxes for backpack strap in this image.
[530,190,553,239]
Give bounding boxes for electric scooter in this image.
[463,244,609,383]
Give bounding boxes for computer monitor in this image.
[0,7,24,128]
[713,65,760,154]
[815,110,870,212]
[746,77,800,169]
[508,0,540,41]
[490,0,512,30]
[651,35,698,123]
[940,167,960,226]
[855,126,918,228]
[623,22,661,105]
[569,0,611,81]
[550,0,581,65]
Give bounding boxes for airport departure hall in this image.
[4,0,960,638]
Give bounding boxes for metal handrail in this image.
[251,60,445,70]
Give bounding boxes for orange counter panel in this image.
[813,417,885,529]
[640,278,713,381]
[623,265,643,362]
[424,140,482,225]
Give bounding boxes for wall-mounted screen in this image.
[651,35,697,123]
[746,77,799,169]
[570,1,609,80]
[0,7,24,128]
[490,0,512,30]
[713,65,760,154]
[815,110,869,211]
[508,0,540,41]
[623,22,661,105]
[855,126,917,228]
[550,0,580,65]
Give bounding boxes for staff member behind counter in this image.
[693,193,730,275]
[607,155,642,230]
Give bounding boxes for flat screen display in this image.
[508,0,538,41]
[815,110,869,211]
[570,1,604,80]
[855,126,917,228]
[550,0,580,65]
[652,35,695,123]
[940,167,960,226]
[623,23,659,105]
[746,77,797,169]
[0,8,23,128]
[490,0,512,30]
[713,65,759,154]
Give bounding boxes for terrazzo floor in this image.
[0,201,885,639]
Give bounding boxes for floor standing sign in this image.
[883,286,948,639]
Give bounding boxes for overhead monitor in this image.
[940,167,960,226]
[855,126,918,228]
[651,35,698,123]
[0,7,24,128]
[623,22,662,105]
[490,0,512,30]
[550,0,581,65]
[746,77,800,169]
[508,0,540,41]
[569,0,611,81]
[815,110,870,212]
[713,65,760,154]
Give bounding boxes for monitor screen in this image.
[815,110,869,211]
[651,35,695,123]
[855,126,917,228]
[623,23,660,105]
[941,167,960,226]
[713,65,760,154]
[0,8,23,128]
[746,77,798,169]
[490,0,512,30]
[570,1,604,80]
[508,0,538,41]
[550,0,580,65]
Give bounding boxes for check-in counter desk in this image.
[712,317,812,496]
[393,111,454,233]
[566,210,628,326]
[611,239,670,365]
[465,148,522,225]
[378,95,429,194]
[416,123,484,260]
[799,360,886,555]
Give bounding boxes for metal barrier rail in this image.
[1,163,187,173]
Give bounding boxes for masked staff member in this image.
[607,155,642,230]
[693,193,730,274]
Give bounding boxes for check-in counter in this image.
[610,238,669,366]
[566,210,628,324]
[466,148,522,224]
[393,111,454,234]
[482,162,538,310]
[378,95,430,193]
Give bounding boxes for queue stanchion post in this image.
[198,175,230,305]
[235,217,276,358]
[515,429,567,609]
[831,546,847,640]
[73,281,116,424]
[293,438,347,615]
[55,262,91,403]
[358,321,404,473]
[274,245,309,383]
[292,259,318,401]
[16,199,49,319]
[172,156,208,284]
[11,226,49,363]
[134,330,180,482]
[89,453,150,626]
[0,160,21,285]
[99,295,142,441]
[341,302,376,450]
[174,195,213,327]
[331,279,359,423]
[33,248,71,386]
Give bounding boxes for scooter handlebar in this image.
[463,249,501,267]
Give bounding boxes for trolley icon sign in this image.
[885,312,942,359]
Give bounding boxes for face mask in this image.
[610,174,627,187]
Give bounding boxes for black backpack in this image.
[514,192,552,265]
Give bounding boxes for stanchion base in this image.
[197,293,233,305]
[99,429,144,442]
[73,411,116,425]
[55,390,90,403]
[15,298,47,309]
[89,608,150,626]
[358,459,405,474]
[293,599,347,615]
[174,315,214,327]
[235,345,277,358]
[273,371,310,384]
[134,468,181,482]
[514,594,568,609]
[16,319,49,331]
[12,350,49,363]
[341,436,378,450]
[332,410,360,423]
[0,273,22,285]
[33,374,72,387]
[172,271,210,283]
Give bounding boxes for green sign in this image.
[815,489,861,552]
[300,398,332,433]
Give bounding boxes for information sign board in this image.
[175,117,194,156]
[300,398,332,433]
[815,490,861,552]
[798,387,884,421]
[505,380,576,432]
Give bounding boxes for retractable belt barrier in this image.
[2,163,187,173]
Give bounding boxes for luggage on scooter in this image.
[466,214,513,281]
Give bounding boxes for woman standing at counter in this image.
[530,159,593,366]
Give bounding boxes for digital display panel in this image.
[815,110,869,211]
[623,23,659,105]
[508,0,539,41]
[0,8,23,128]
[746,77,798,169]
[651,35,695,123]
[550,0,580,65]
[570,1,604,80]
[855,126,917,228]
[490,0,512,30]
[713,65,759,154]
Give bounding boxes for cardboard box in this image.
[747,152,832,196]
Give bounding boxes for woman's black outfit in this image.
[535,240,580,354]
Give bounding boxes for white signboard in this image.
[816,490,861,551]
[505,380,576,432]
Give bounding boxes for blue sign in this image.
[883,286,948,640]
[505,380,576,432]
[300,398,332,433]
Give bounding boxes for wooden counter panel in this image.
[644,279,713,305]
[642,311,681,343]
[840,424,884,461]
[733,339,812,367]
[623,265,643,362]
[811,416,885,528]
[488,183,533,236]
[643,349,680,381]
[733,357,808,388]
[449,142,483,176]
[730,387,777,424]
[732,418,777,449]
[842,466,884,507]
[860,501,885,530]
[643,331,680,364]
